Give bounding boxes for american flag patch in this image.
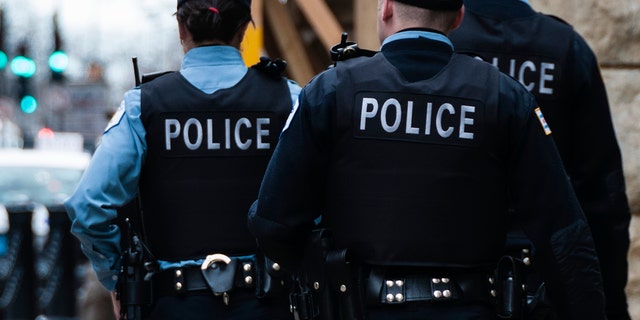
[534,107,552,135]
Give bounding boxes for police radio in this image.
[329,32,377,66]
[132,56,174,86]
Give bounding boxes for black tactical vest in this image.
[139,69,292,261]
[322,53,514,268]
[450,10,575,162]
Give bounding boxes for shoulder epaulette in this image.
[546,14,572,27]
[251,57,287,80]
[141,71,175,84]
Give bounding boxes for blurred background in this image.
[0,0,638,319]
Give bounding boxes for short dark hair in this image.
[394,0,462,11]
[177,0,251,10]
[176,0,252,44]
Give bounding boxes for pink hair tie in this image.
[208,7,219,14]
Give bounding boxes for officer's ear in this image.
[380,0,394,22]
[451,5,465,31]
[178,22,192,53]
[231,21,251,49]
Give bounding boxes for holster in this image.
[290,229,331,320]
[502,229,557,320]
[326,249,365,320]
[495,255,525,319]
[256,253,289,299]
[117,235,155,320]
[290,276,319,320]
[289,229,365,320]
[524,283,557,320]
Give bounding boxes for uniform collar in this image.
[381,29,453,50]
[181,45,245,70]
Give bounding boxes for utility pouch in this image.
[496,255,525,319]
[201,255,238,295]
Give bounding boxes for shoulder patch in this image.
[105,102,125,133]
[282,99,299,133]
[534,107,552,135]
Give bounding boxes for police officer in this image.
[248,0,606,319]
[449,1,631,319]
[65,0,301,318]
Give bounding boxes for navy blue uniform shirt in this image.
[250,30,606,320]
[450,1,631,319]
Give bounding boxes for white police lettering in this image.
[207,120,220,150]
[539,63,554,95]
[184,118,203,150]
[406,101,419,135]
[436,103,455,138]
[359,97,476,140]
[459,105,475,140]
[165,119,180,150]
[478,56,556,95]
[360,98,378,130]
[164,117,271,151]
[256,118,271,149]
[382,99,402,132]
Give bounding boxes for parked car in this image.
[0,148,90,207]
[0,148,91,317]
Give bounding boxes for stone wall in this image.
[530,0,640,318]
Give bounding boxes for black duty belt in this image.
[367,268,497,306]
[153,254,259,303]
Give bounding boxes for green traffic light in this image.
[48,50,69,73]
[20,95,38,114]
[0,51,7,70]
[10,55,37,78]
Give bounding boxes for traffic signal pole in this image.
[0,5,8,97]
[10,42,37,114]
[49,12,68,83]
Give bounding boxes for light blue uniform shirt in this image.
[65,45,301,291]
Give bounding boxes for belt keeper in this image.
[241,261,255,286]
[174,268,185,294]
[383,279,406,304]
[430,277,454,300]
